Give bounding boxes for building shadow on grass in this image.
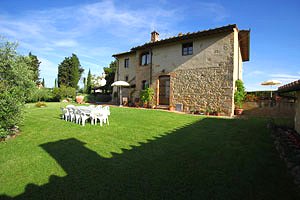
[1,118,300,199]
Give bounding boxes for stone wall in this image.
[171,67,234,115]
[295,91,300,134]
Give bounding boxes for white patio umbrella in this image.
[111,81,130,106]
[261,80,281,98]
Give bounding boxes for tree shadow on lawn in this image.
[1,118,299,200]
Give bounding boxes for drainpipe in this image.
[237,37,240,80]
[150,48,153,85]
[115,57,120,104]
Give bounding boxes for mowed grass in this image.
[0,103,299,199]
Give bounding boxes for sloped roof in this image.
[113,24,250,61]
[131,24,237,51]
[278,80,300,92]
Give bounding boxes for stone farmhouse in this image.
[112,24,250,116]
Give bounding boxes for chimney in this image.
[151,31,159,42]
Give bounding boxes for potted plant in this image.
[199,109,205,115]
[169,105,175,111]
[140,88,154,108]
[234,79,246,115]
[190,107,195,114]
[214,107,221,116]
[76,95,84,104]
[205,107,212,116]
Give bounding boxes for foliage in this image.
[27,88,53,102]
[140,87,154,105]
[28,52,41,84]
[0,126,7,138]
[234,79,246,109]
[0,38,35,136]
[245,94,258,102]
[83,77,86,93]
[86,69,92,94]
[42,78,45,87]
[102,60,117,94]
[35,102,47,108]
[57,53,84,89]
[52,86,76,100]
[85,94,112,103]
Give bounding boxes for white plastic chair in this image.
[80,111,90,126]
[94,110,105,126]
[103,106,110,116]
[74,109,82,124]
[88,105,96,109]
[66,105,75,108]
[95,105,103,110]
[61,108,69,121]
[67,108,75,122]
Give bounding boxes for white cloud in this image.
[245,70,264,77]
[0,0,231,87]
[270,73,300,80]
[53,40,78,47]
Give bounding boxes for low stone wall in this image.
[243,100,295,118]
[171,67,234,116]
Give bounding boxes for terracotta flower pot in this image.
[234,108,243,115]
[76,96,84,104]
[169,106,175,111]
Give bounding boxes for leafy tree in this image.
[57,53,84,88]
[86,69,92,94]
[102,60,117,94]
[28,52,41,83]
[0,38,35,137]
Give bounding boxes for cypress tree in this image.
[86,69,92,94]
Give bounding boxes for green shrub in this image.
[0,126,8,138]
[85,94,111,103]
[27,88,53,102]
[140,88,154,106]
[52,86,76,101]
[35,102,47,108]
[234,79,246,108]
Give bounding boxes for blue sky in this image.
[1,0,300,90]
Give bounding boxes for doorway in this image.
[159,76,170,105]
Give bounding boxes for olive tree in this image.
[0,38,35,137]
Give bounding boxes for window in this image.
[140,52,150,66]
[125,75,129,82]
[124,58,129,68]
[182,42,193,56]
[141,80,149,90]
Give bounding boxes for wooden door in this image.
[159,76,170,105]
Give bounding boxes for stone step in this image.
[156,105,169,110]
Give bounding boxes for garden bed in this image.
[271,125,300,187]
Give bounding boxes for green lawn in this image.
[0,103,299,199]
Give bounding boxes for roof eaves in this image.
[278,80,300,92]
[112,51,135,57]
[131,24,237,51]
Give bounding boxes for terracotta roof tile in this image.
[278,80,300,92]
